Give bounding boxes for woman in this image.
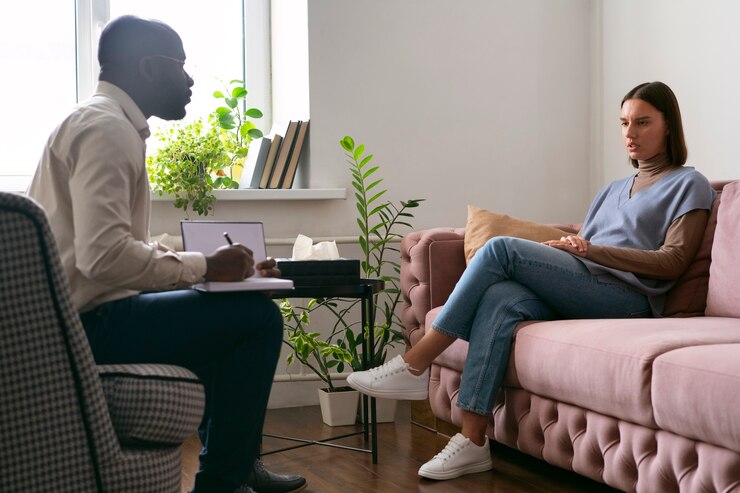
[347,81,716,481]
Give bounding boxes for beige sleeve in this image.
[584,209,709,280]
[69,122,208,291]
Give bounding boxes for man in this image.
[28,15,306,493]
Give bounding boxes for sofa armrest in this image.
[400,227,467,346]
[98,364,205,445]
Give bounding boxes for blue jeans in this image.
[80,289,283,493]
[431,237,651,416]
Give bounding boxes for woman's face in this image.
[620,98,668,162]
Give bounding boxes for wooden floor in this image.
[181,401,619,493]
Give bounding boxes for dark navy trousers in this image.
[81,288,283,493]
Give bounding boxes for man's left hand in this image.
[256,257,282,277]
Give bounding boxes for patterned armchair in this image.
[0,192,205,493]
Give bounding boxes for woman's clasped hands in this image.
[543,234,590,257]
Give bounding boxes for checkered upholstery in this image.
[0,192,205,493]
[99,364,204,445]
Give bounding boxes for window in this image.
[0,2,77,190]
[0,0,308,192]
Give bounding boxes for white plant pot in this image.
[317,387,360,427]
[358,396,398,423]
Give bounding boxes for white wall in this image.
[307,0,594,229]
[599,0,740,185]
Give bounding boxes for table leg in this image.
[363,283,378,464]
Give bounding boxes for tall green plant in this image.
[281,136,424,386]
[340,135,423,369]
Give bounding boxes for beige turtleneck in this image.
[584,153,710,280]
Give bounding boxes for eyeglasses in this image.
[147,54,191,77]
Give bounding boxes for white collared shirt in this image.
[28,81,206,312]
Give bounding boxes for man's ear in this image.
[138,57,157,82]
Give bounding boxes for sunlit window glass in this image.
[0,3,76,183]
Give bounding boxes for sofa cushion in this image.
[509,317,740,427]
[652,343,740,453]
[464,205,566,264]
[706,181,740,317]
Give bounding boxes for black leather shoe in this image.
[244,459,307,493]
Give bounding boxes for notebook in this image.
[180,221,294,292]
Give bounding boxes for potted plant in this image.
[281,298,359,426]
[281,136,423,424]
[147,79,263,216]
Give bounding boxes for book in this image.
[279,120,309,189]
[267,120,300,189]
[192,276,294,292]
[241,137,271,189]
[258,134,283,189]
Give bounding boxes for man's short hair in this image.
[98,15,180,71]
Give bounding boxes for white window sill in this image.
[150,188,346,201]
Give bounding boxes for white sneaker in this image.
[346,355,429,400]
[418,433,493,480]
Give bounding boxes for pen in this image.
[223,232,234,245]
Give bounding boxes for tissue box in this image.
[276,258,360,286]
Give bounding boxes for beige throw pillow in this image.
[464,205,567,264]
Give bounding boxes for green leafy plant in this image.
[338,135,423,369]
[281,136,424,387]
[280,298,354,391]
[146,118,230,216]
[147,79,263,216]
[211,79,264,186]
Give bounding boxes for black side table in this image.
[263,278,384,464]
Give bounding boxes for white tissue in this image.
[291,234,340,260]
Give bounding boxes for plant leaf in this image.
[365,179,383,192]
[367,190,387,206]
[245,108,263,118]
[231,87,247,98]
[362,166,379,179]
[353,144,365,161]
[341,136,354,151]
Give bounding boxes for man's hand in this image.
[543,235,590,257]
[256,257,282,278]
[204,244,255,281]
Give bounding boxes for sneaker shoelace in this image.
[432,435,468,462]
[368,357,407,380]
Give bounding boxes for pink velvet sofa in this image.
[400,180,740,492]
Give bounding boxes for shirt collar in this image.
[94,81,151,140]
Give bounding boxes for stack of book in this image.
[241,120,310,189]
